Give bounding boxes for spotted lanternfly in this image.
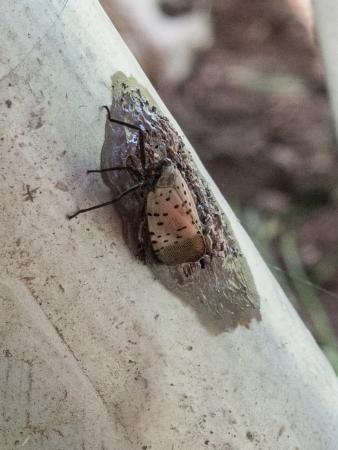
[147,161,206,265]
[68,106,206,266]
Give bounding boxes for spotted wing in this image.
[146,168,205,265]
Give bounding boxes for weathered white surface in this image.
[312,0,338,138]
[1,1,338,449]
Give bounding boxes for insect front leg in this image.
[67,182,144,220]
[101,105,147,171]
[87,166,142,179]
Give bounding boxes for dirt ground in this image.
[156,0,338,346]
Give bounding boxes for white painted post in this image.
[1,1,338,449]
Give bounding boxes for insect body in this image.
[147,162,205,265]
[68,106,206,266]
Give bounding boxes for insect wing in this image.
[147,168,205,265]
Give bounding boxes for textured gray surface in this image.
[1,0,338,449]
[0,280,123,449]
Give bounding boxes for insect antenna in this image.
[67,182,144,220]
[102,105,146,171]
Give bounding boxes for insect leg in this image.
[67,182,144,220]
[135,217,147,262]
[102,105,146,172]
[87,166,142,180]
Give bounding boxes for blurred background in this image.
[101,0,338,371]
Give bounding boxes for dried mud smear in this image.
[100,73,260,331]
